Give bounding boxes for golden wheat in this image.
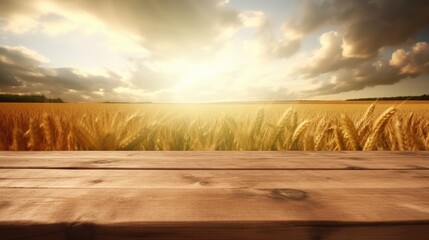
[334,127,346,151]
[363,106,398,150]
[0,102,428,151]
[341,114,361,150]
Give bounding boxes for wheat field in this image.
[0,102,428,151]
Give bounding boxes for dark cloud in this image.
[0,45,45,67]
[0,45,46,87]
[0,45,124,101]
[304,31,365,76]
[283,1,331,38]
[307,60,402,96]
[390,42,429,76]
[285,0,429,58]
[0,74,21,87]
[0,0,36,16]
[307,42,429,96]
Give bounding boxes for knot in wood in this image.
[270,189,307,201]
[0,201,10,209]
[198,181,210,186]
[91,179,103,184]
[92,160,112,164]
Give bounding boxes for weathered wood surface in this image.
[1,151,428,170]
[0,152,428,240]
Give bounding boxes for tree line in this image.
[0,94,64,103]
[347,94,429,101]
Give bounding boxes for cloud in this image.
[307,41,429,96]
[390,42,429,76]
[39,13,79,36]
[128,61,177,92]
[307,60,402,96]
[0,45,48,66]
[283,1,330,40]
[304,31,365,76]
[284,0,429,58]
[0,0,242,58]
[1,0,428,101]
[1,0,301,60]
[53,0,241,58]
[0,45,125,101]
[0,0,43,33]
[247,21,301,59]
[247,38,300,59]
[270,39,301,59]
[239,11,266,28]
[0,44,187,102]
[0,45,49,87]
[270,0,429,97]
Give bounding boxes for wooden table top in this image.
[0,151,428,240]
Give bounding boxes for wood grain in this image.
[1,151,428,170]
[1,188,429,223]
[1,169,429,189]
[0,151,428,239]
[2,221,428,240]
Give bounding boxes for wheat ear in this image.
[334,126,346,150]
[363,106,397,151]
[341,114,361,150]
[289,120,310,149]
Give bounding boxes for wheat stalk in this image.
[11,125,26,150]
[288,120,310,149]
[363,106,397,151]
[341,114,361,150]
[315,124,329,151]
[41,113,55,150]
[357,101,376,130]
[334,126,346,151]
[394,120,409,151]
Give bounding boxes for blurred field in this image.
[0,101,428,150]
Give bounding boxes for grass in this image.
[0,102,428,151]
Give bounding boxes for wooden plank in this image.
[1,151,428,170]
[0,188,429,223]
[1,221,428,240]
[1,169,429,189]
[1,151,428,239]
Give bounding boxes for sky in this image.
[0,0,429,102]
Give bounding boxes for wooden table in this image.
[0,151,428,240]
